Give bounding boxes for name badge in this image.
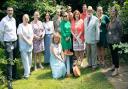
[108,31,111,35]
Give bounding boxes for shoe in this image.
[34,66,37,71]
[109,65,115,71]
[23,76,29,80]
[112,68,119,76]
[84,65,92,68]
[39,64,44,69]
[92,66,97,71]
[8,81,13,89]
[12,75,21,80]
[66,74,72,78]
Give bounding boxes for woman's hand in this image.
[65,37,70,41]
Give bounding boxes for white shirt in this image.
[0,15,17,41]
[43,21,54,34]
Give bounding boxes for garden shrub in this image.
[0,48,6,85]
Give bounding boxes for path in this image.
[102,64,128,89]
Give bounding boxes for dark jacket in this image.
[107,18,122,44]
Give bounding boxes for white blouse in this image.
[17,23,33,52]
[43,21,54,34]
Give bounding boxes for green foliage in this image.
[1,0,56,23]
[113,42,128,62]
[0,48,6,85]
[98,0,112,14]
[33,0,56,21]
[113,43,128,54]
[2,0,17,9]
[98,0,121,15]
[113,1,128,62]
[119,1,128,35]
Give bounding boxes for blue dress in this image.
[50,43,66,79]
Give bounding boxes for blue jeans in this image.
[20,51,32,77]
[44,34,52,63]
[65,56,70,75]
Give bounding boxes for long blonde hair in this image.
[52,32,61,44]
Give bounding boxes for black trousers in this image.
[4,41,17,80]
[109,44,119,68]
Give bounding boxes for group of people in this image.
[0,3,122,84]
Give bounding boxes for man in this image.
[0,7,18,89]
[84,6,100,70]
[81,4,88,20]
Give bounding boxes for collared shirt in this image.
[43,21,54,34]
[0,15,17,41]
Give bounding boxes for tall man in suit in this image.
[84,6,100,70]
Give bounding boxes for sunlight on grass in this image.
[1,58,114,89]
[4,66,114,89]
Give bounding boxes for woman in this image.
[31,11,45,70]
[67,6,73,22]
[50,32,66,79]
[107,7,122,76]
[60,12,72,54]
[52,9,62,33]
[17,14,33,79]
[60,12,72,77]
[96,6,109,66]
[71,10,85,66]
[43,12,54,64]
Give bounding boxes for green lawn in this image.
[4,66,114,89]
[0,48,114,89]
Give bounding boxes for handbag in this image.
[73,65,81,77]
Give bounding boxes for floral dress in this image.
[31,21,45,53]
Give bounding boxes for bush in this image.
[113,1,128,62]
[119,1,128,35]
[113,43,128,62]
[1,0,56,24]
[0,48,6,85]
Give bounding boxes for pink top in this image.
[71,19,84,42]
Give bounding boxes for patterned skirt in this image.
[73,40,85,51]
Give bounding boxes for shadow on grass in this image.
[89,71,108,81]
[36,68,52,80]
[36,64,101,80]
[80,67,100,76]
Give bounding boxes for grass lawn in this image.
[3,65,114,89]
